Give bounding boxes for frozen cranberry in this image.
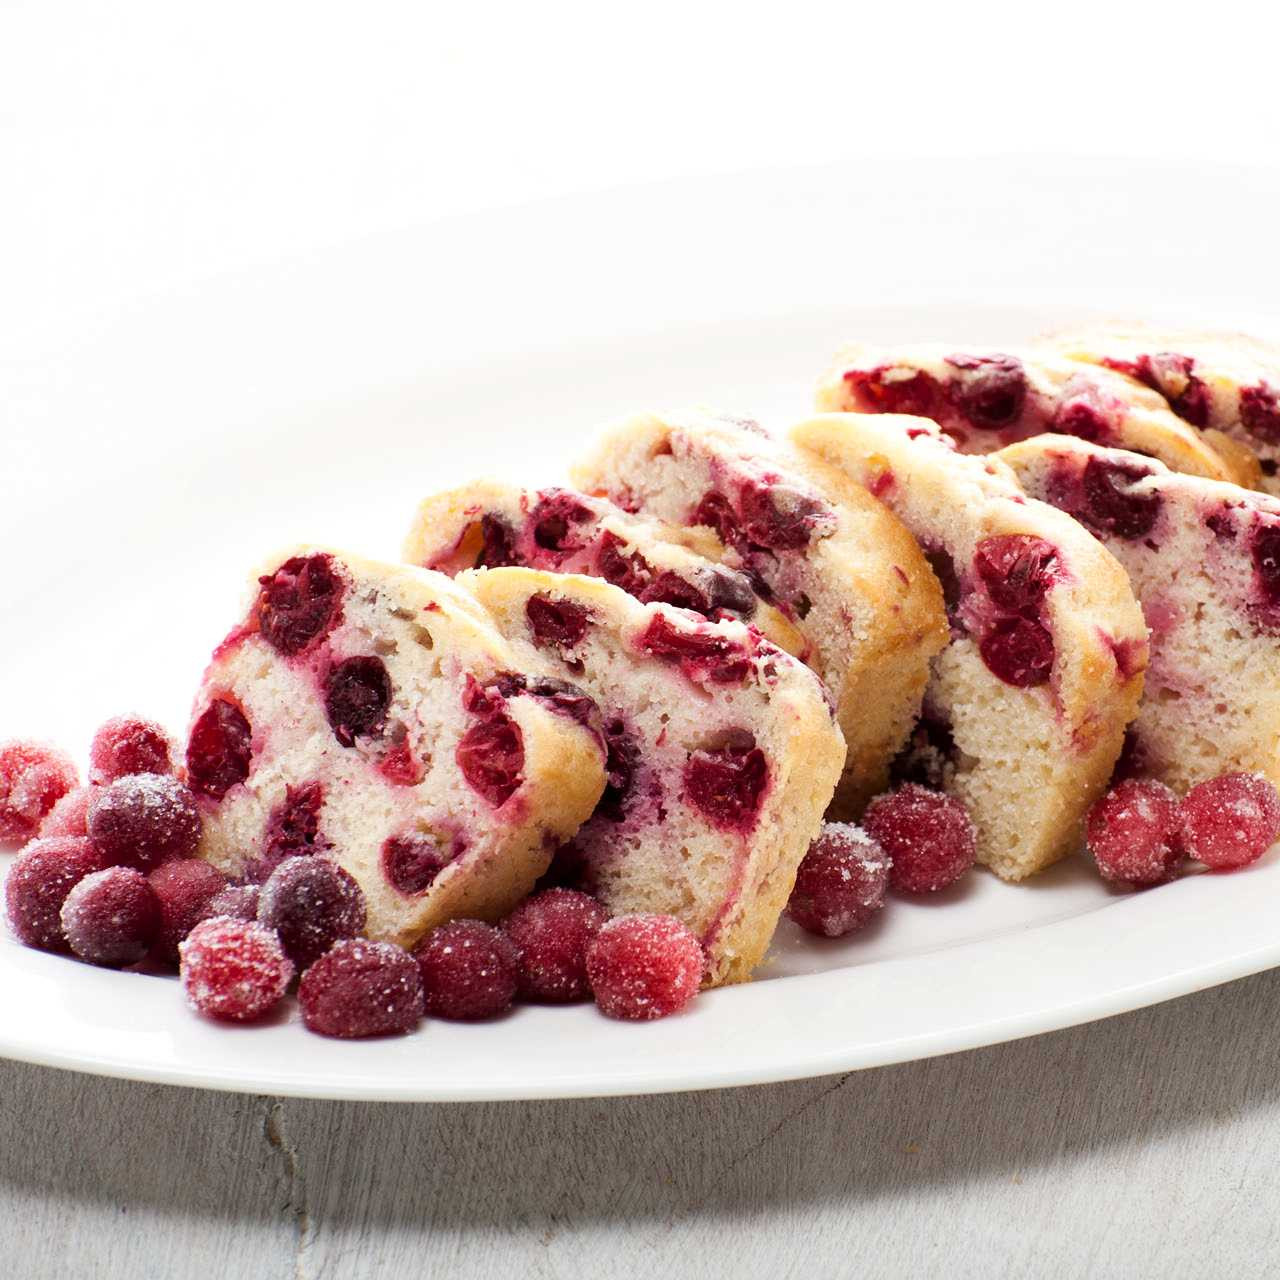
[257,781,328,880]
[978,615,1055,687]
[586,914,704,1020]
[864,784,976,894]
[147,859,227,963]
[4,836,105,952]
[38,785,93,839]
[635,613,753,684]
[890,715,955,791]
[382,831,458,895]
[844,364,941,416]
[89,716,174,784]
[88,773,201,870]
[1249,521,1280,629]
[456,692,524,808]
[1179,773,1280,870]
[972,535,1059,613]
[1078,457,1161,540]
[60,866,161,967]
[526,593,592,656]
[530,490,595,556]
[684,738,769,833]
[255,553,344,656]
[203,882,260,923]
[1241,383,1280,445]
[477,514,517,567]
[180,916,293,1021]
[1085,778,1182,886]
[187,699,253,800]
[324,655,392,747]
[413,920,520,1020]
[599,720,640,822]
[0,741,79,843]
[503,888,609,1001]
[735,476,833,551]
[299,939,424,1038]
[257,855,366,970]
[945,353,1027,428]
[786,823,890,937]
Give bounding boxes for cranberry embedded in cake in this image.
[187,699,253,800]
[324,655,392,746]
[843,363,941,417]
[971,535,1059,613]
[257,781,329,881]
[977,616,1055,688]
[530,489,596,557]
[634,612,755,684]
[1076,456,1161,540]
[1240,383,1280,445]
[1249,520,1280,631]
[944,353,1027,429]
[682,737,769,833]
[255,553,345,656]
[381,830,462,896]
[525,592,593,657]
[456,678,526,808]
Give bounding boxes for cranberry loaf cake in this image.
[403,479,805,656]
[791,413,1147,881]
[816,342,1252,487]
[1000,433,1280,795]
[1040,326,1280,496]
[570,409,948,815]
[186,547,607,948]
[460,567,845,986]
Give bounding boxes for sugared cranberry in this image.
[60,866,161,967]
[684,738,769,833]
[1085,778,1182,886]
[530,490,595,556]
[456,684,524,808]
[978,616,1055,687]
[863,784,976,894]
[88,773,202,870]
[734,477,833,551]
[89,716,174,784]
[413,920,520,1020]
[0,740,79,843]
[1179,773,1280,870]
[636,613,753,684]
[4,836,105,952]
[786,823,890,937]
[258,781,328,880]
[1241,383,1280,445]
[972,535,1059,613]
[382,831,458,895]
[599,720,641,822]
[203,882,260,923]
[298,939,425,1038]
[526,593,592,656]
[180,917,293,1022]
[147,859,227,963]
[945,353,1027,428]
[324,655,392,747]
[503,888,609,1002]
[844,364,941,417]
[257,855,366,970]
[187,699,253,800]
[477,514,517,567]
[255,553,344,656]
[586,914,704,1020]
[1078,457,1160,540]
[38,785,93,839]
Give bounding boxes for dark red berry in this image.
[972,535,1059,613]
[60,866,161,967]
[88,773,202,870]
[413,920,520,1020]
[1078,456,1161,540]
[786,823,890,937]
[1133,352,1210,426]
[256,781,328,880]
[476,515,517,567]
[735,476,833,551]
[945,353,1027,428]
[1179,773,1280,870]
[863,784,976,894]
[599,720,640,822]
[691,490,740,549]
[298,939,424,1038]
[89,716,174,784]
[255,553,344,656]
[595,530,650,594]
[187,699,253,800]
[978,615,1055,687]
[586,914,704,1020]
[382,831,458,895]
[38,785,93,839]
[456,684,524,807]
[257,855,366,970]
[637,570,711,614]
[1085,778,1182,886]
[180,916,293,1021]
[203,882,260,923]
[4,836,105,952]
[844,364,941,417]
[525,593,593,656]
[324,655,392,747]
[1241,383,1280,445]
[148,859,227,963]
[636,613,753,684]
[503,888,609,1002]
[1249,521,1280,631]
[1052,377,1118,444]
[530,489,595,556]
[0,740,79,843]
[702,567,758,617]
[684,739,769,833]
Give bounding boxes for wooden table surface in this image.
[5,968,1278,1280]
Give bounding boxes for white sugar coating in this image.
[179,916,294,1020]
[815,822,891,882]
[586,914,703,1019]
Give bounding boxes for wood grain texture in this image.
[5,970,1280,1280]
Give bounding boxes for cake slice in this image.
[403,480,805,656]
[816,341,1253,486]
[460,566,845,986]
[570,409,948,815]
[791,413,1147,881]
[186,547,606,949]
[1000,433,1280,795]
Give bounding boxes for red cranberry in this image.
[978,615,1055,687]
[324,655,392,747]
[89,716,174,784]
[637,570,711,614]
[256,781,328,880]
[495,674,604,741]
[702,567,758,617]
[378,738,427,786]
[456,684,525,808]
[530,489,595,556]
[972,535,1059,613]
[1052,378,1117,444]
[298,939,425,1038]
[187,699,253,800]
[1179,773,1280,870]
[257,855,366,970]
[684,739,769,833]
[382,831,458,895]
[945,353,1027,428]
[733,474,833,552]
[503,888,609,1002]
[477,514,517,567]
[595,531,650,595]
[38,785,93,839]
[0,741,79,843]
[203,882,260,923]
[1249,521,1280,629]
[1241,383,1280,445]
[691,490,740,549]
[586,914,704,1020]
[255,553,344,656]
[60,866,161,967]
[635,613,753,684]
[180,916,293,1021]
[1079,457,1161,540]
[786,823,890,937]
[1085,778,1182,886]
[863,784,976,894]
[147,859,227,964]
[526,593,593,656]
[88,773,202,870]
[413,920,520,1020]
[599,720,640,822]
[1135,353,1210,427]
[844,364,941,417]
[4,836,105,952]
